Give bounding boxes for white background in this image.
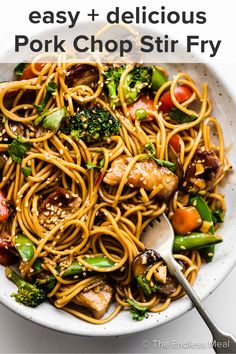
[0,266,235,353]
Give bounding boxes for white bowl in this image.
[0,58,235,336]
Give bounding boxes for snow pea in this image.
[173,232,222,252]
[62,256,116,278]
[15,234,35,262]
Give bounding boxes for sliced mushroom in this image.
[65,64,99,88]
[38,187,82,230]
[185,147,223,192]
[132,250,159,277]
[156,275,178,296]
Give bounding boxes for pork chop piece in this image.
[38,187,81,230]
[72,279,113,319]
[103,156,179,200]
[185,147,223,192]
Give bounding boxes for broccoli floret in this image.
[103,65,126,108]
[123,66,152,105]
[103,65,153,108]
[5,267,47,307]
[64,107,120,144]
[35,272,57,293]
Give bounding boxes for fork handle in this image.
[164,255,236,354]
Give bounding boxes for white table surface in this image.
[0,265,235,354]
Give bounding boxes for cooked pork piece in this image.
[185,147,223,192]
[72,279,113,319]
[38,188,81,230]
[103,156,179,200]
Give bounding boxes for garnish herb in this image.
[85,162,100,170]
[144,142,156,156]
[169,108,197,124]
[14,63,27,78]
[34,82,57,114]
[21,166,32,177]
[127,299,149,321]
[143,142,176,172]
[8,136,32,163]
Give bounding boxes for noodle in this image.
[0,58,230,325]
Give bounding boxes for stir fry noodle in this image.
[0,58,230,324]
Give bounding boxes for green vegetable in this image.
[135,108,147,121]
[136,274,158,297]
[21,166,32,177]
[5,267,46,307]
[0,115,6,123]
[35,107,67,131]
[169,108,197,124]
[14,63,27,78]
[104,65,152,107]
[143,142,176,172]
[189,193,216,262]
[189,193,214,234]
[127,299,148,321]
[103,65,126,108]
[85,162,100,170]
[33,258,42,273]
[144,142,156,156]
[8,136,32,163]
[35,273,57,293]
[173,233,222,252]
[34,82,57,114]
[15,234,35,262]
[151,68,167,92]
[63,108,120,144]
[123,66,152,105]
[211,208,224,224]
[154,158,176,172]
[200,246,215,263]
[62,256,115,278]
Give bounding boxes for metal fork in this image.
[141,213,236,354]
